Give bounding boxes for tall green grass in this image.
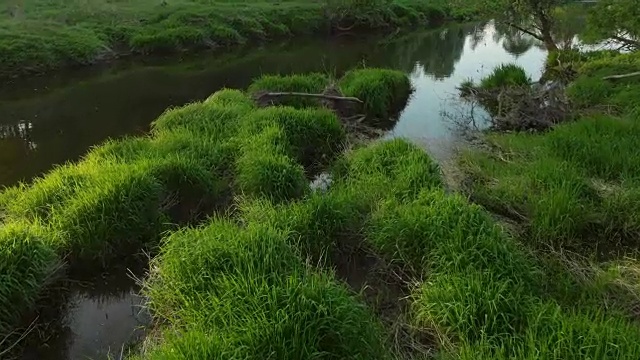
[248,73,330,108]
[140,220,391,359]
[339,68,412,118]
[0,222,59,337]
[478,63,531,90]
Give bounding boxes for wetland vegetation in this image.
[2,0,640,359]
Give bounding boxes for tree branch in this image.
[254,92,364,103]
[504,22,544,42]
[603,71,640,81]
[612,35,640,49]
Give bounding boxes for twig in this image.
[254,92,363,103]
[0,317,39,357]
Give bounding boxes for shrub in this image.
[339,68,412,118]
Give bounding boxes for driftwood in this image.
[459,82,570,132]
[252,85,365,119]
[253,92,363,103]
[603,71,640,81]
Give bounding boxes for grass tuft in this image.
[339,68,412,119]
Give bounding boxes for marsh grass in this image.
[0,222,60,338]
[479,63,531,90]
[141,219,391,359]
[339,68,413,119]
[239,106,346,167]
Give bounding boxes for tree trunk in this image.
[537,12,558,52]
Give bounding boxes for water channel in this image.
[1,21,548,359]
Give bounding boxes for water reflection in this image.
[0,22,551,188]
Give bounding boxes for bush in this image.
[339,68,412,118]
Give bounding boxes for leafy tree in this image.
[469,0,567,51]
[585,0,640,50]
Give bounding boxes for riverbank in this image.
[0,0,477,79]
[3,59,640,359]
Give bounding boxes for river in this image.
[2,21,547,359]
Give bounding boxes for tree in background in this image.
[585,0,640,51]
[492,0,564,51]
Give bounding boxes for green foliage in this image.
[0,222,59,338]
[339,68,412,118]
[333,138,442,202]
[141,220,391,359]
[584,0,640,51]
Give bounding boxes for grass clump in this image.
[0,222,59,338]
[333,138,442,202]
[339,68,412,119]
[239,106,345,166]
[140,219,391,359]
[479,63,531,90]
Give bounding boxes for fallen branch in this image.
[603,71,640,81]
[254,92,363,103]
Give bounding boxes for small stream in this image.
[2,22,549,359]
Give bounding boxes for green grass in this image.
[140,219,391,359]
[0,0,456,78]
[0,222,59,338]
[339,68,413,118]
[478,63,531,90]
[0,68,407,344]
[459,51,640,251]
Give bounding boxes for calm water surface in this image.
[2,22,548,359]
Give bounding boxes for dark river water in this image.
[1,21,547,359]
